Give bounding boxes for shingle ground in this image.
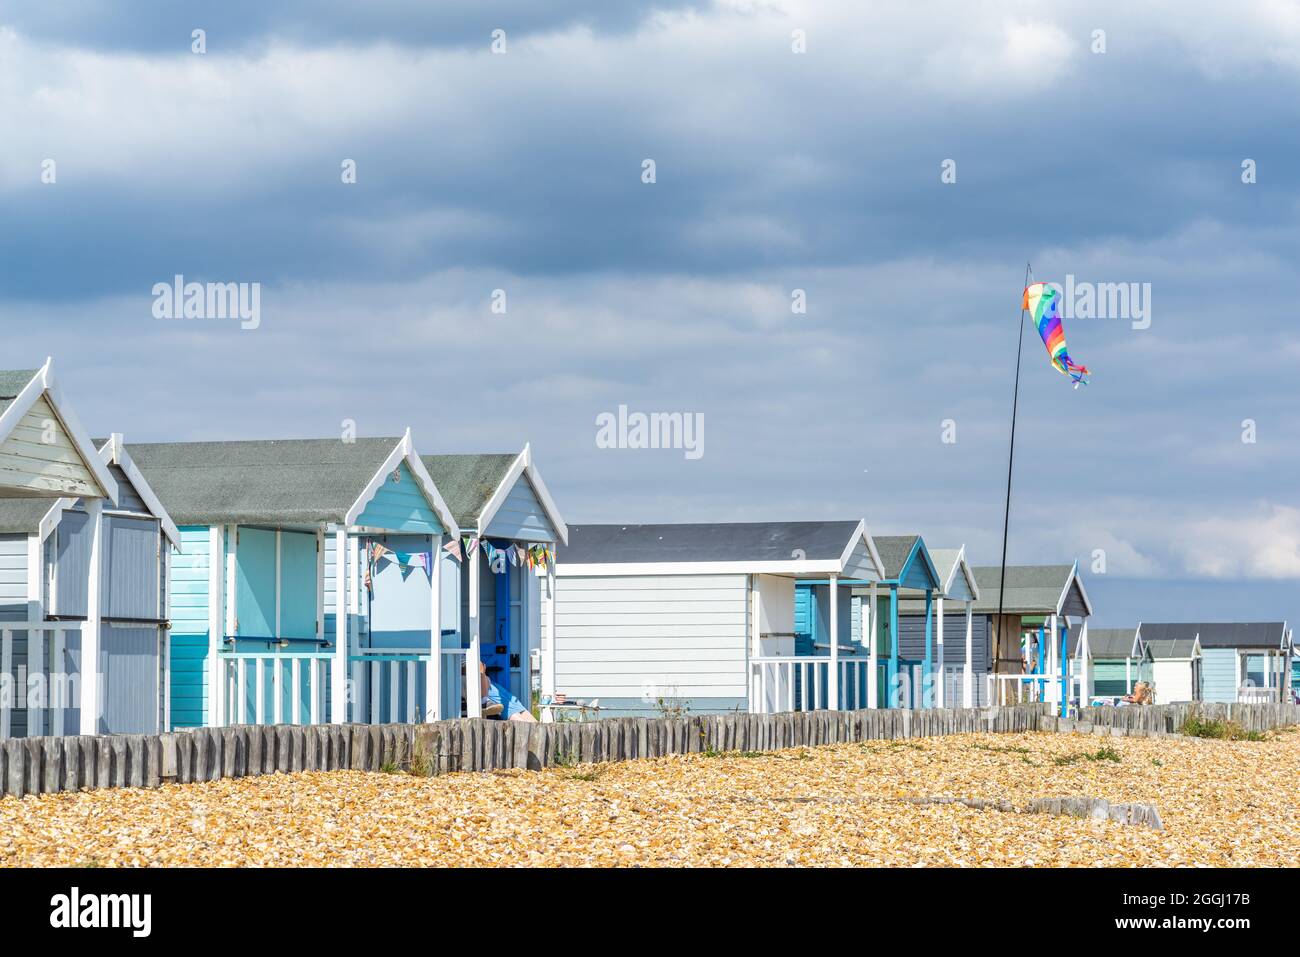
[2,730,1296,867]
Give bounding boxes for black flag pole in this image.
[994,262,1033,699]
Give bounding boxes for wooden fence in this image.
[1078,701,1300,734]
[3,700,1296,799]
[1,704,1048,798]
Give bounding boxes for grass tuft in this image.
[1180,714,1268,741]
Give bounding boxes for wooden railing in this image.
[749,656,873,714]
[220,650,332,726]
[1,623,83,738]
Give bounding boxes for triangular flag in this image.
[442,539,462,561]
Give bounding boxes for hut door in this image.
[486,551,513,694]
[100,514,163,734]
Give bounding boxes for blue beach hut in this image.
[422,445,568,717]
[130,431,462,729]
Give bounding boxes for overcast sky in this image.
[2,1,1297,627]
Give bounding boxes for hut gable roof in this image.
[128,436,452,529]
[1137,621,1288,650]
[971,563,1090,616]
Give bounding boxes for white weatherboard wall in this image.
[1152,660,1196,704]
[1199,647,1237,702]
[0,396,102,498]
[755,574,794,656]
[553,574,750,715]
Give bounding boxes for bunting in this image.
[440,536,555,574]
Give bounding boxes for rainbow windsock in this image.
[1022,282,1090,386]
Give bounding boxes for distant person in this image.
[478,660,536,723]
[1118,682,1152,706]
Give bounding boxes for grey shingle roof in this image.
[927,548,960,588]
[559,521,862,565]
[1138,621,1287,650]
[0,498,48,533]
[971,564,1075,615]
[0,369,38,419]
[127,437,404,526]
[873,535,920,579]
[1146,637,1199,660]
[420,454,516,528]
[1083,627,1138,659]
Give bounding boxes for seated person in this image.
[1118,681,1152,706]
[478,660,536,723]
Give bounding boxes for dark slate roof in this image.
[559,521,862,565]
[1138,621,1288,650]
[1146,637,1199,660]
[420,454,516,527]
[873,535,920,579]
[971,565,1075,615]
[1082,627,1138,659]
[127,438,404,526]
[0,369,38,418]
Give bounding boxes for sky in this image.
[1,0,1297,627]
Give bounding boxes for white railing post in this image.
[467,551,482,718]
[867,583,878,708]
[224,525,238,726]
[963,602,974,708]
[1079,619,1090,705]
[427,533,442,721]
[828,575,840,710]
[28,626,45,738]
[543,564,557,701]
[935,595,945,708]
[271,656,282,725]
[79,499,104,736]
[27,532,43,736]
[206,527,224,727]
[1,628,11,738]
[331,529,348,723]
[310,658,321,725]
[52,628,67,736]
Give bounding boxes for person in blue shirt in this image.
[477,660,536,722]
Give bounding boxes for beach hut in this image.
[129,432,461,729]
[971,562,1093,712]
[421,446,567,717]
[0,363,136,738]
[1144,635,1202,703]
[887,546,982,707]
[1137,622,1292,704]
[0,434,180,736]
[553,520,884,716]
[1075,627,1148,701]
[794,534,944,709]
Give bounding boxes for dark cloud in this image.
[0,0,704,52]
[1,1,1298,630]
